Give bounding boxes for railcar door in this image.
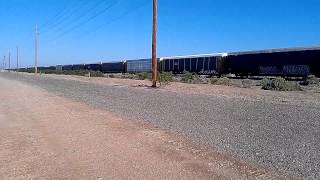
[173,59,179,73]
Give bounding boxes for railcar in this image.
[125,59,156,73]
[72,64,85,71]
[226,47,320,77]
[84,63,102,72]
[38,66,56,71]
[101,62,125,73]
[62,65,73,71]
[159,54,227,75]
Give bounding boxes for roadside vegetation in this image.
[181,71,206,84]
[135,72,151,80]
[301,75,319,86]
[15,69,320,91]
[158,72,174,85]
[261,77,302,91]
[17,69,105,77]
[210,77,231,86]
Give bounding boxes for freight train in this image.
[24,46,320,77]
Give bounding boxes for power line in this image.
[78,0,149,37]
[46,0,111,36]
[49,0,119,42]
[40,0,82,30]
[41,0,93,34]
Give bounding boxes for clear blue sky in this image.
[0,0,319,67]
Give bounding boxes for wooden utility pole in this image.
[16,46,19,69]
[151,0,158,87]
[35,24,39,75]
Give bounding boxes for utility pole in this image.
[2,56,5,70]
[35,24,39,75]
[151,0,158,87]
[8,52,11,70]
[16,46,19,69]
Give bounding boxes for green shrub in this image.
[18,68,35,73]
[136,72,150,80]
[128,74,136,79]
[158,72,174,85]
[210,77,231,86]
[261,77,301,91]
[32,69,104,77]
[89,71,104,77]
[180,71,203,84]
[181,71,194,83]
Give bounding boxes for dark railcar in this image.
[101,62,124,73]
[72,64,85,70]
[226,47,320,77]
[38,66,56,71]
[160,54,227,74]
[37,67,46,71]
[84,63,102,72]
[56,65,62,71]
[48,66,56,70]
[62,65,73,71]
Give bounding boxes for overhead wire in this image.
[48,0,120,42]
[41,0,93,34]
[46,0,112,36]
[79,0,150,37]
[39,0,81,30]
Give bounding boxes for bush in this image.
[128,74,136,79]
[136,72,150,80]
[89,71,104,77]
[301,75,319,86]
[181,71,194,83]
[180,71,204,84]
[28,69,105,77]
[158,72,173,85]
[261,77,301,91]
[210,77,231,86]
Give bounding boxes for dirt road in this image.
[0,76,274,179]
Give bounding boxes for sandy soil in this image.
[0,77,279,179]
[35,73,320,107]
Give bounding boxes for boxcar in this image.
[84,63,102,72]
[56,65,63,71]
[226,47,320,77]
[160,54,227,75]
[126,59,155,73]
[62,65,73,71]
[72,64,85,71]
[101,62,124,73]
[38,66,56,71]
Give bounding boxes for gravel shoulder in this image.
[1,72,319,179]
[34,72,320,107]
[0,75,272,179]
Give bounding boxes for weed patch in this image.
[261,77,301,91]
[210,77,231,86]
